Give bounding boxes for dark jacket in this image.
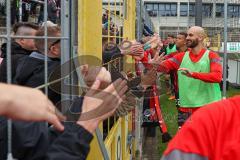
[0,42,32,83]
[0,96,93,160]
[0,51,93,160]
[46,122,93,160]
[0,52,52,160]
[15,51,61,104]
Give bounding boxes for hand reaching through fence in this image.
[77,78,128,134]
[149,53,165,70]
[81,65,112,89]
[0,83,65,131]
[120,40,144,60]
[140,68,157,89]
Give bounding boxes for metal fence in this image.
[0,0,157,159]
[0,0,73,159]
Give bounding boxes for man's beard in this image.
[187,39,199,48]
[176,46,180,51]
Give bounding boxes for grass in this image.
[157,85,240,156]
[226,86,240,97]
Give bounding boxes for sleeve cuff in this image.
[191,72,197,78]
[64,122,93,143]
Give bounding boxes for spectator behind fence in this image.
[22,0,31,22]
[48,0,60,23]
[0,25,63,160]
[0,79,127,160]
[0,22,39,83]
[1,25,119,160]
[15,25,61,104]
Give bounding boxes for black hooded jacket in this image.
[0,42,32,83]
[14,51,61,104]
[0,44,37,160]
[0,52,93,160]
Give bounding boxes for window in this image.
[189,4,195,17]
[171,4,177,16]
[145,3,157,17]
[228,6,234,17]
[202,4,212,17]
[180,3,188,16]
[180,3,212,17]
[165,4,171,16]
[159,3,165,16]
[216,4,224,17]
[153,4,158,11]
[228,5,240,18]
[145,3,177,17]
[145,4,153,11]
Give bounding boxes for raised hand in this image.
[77,79,128,133]
[0,84,65,131]
[178,68,193,77]
[81,65,111,89]
[149,53,165,70]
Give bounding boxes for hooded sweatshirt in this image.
[15,51,61,104]
[0,42,32,83]
[0,52,92,160]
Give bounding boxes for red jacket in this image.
[158,49,222,111]
[163,50,183,94]
[162,96,240,160]
[158,48,222,83]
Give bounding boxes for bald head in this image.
[188,26,207,40]
[186,26,206,48]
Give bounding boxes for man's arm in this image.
[46,123,93,160]
[47,79,127,159]
[157,52,184,73]
[0,83,64,130]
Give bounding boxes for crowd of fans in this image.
[0,19,159,159]
[0,3,239,160]
[0,0,60,25]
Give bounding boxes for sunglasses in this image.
[49,39,61,50]
[51,39,61,46]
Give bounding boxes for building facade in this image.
[143,0,240,42]
[143,0,240,85]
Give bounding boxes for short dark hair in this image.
[12,22,39,34]
[167,34,176,38]
[178,32,187,38]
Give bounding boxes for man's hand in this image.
[77,79,128,134]
[115,92,136,117]
[81,65,111,89]
[149,53,165,69]
[120,40,144,60]
[0,84,65,131]
[140,68,157,89]
[178,68,193,77]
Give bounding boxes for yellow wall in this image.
[78,1,103,160]
[78,1,136,159]
[78,0,102,60]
